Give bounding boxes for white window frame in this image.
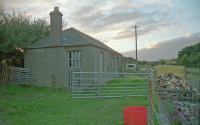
[68,50,81,68]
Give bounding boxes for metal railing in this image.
[71,72,150,98]
[9,66,30,84]
[0,66,30,84]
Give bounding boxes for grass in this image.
[106,77,147,86]
[154,65,185,78]
[0,83,147,125]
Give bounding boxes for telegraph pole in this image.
[133,25,139,72]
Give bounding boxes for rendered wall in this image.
[24,47,65,88]
[24,45,122,88]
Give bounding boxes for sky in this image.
[1,0,200,53]
[122,32,200,60]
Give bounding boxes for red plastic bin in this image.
[124,106,147,125]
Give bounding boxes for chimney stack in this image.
[49,7,63,37]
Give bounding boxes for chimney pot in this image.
[54,7,59,11]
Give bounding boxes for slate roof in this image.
[26,27,121,55]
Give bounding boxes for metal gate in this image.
[71,72,151,98]
[71,71,162,125]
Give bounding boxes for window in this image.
[68,50,81,68]
[67,50,81,87]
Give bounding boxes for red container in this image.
[124,106,147,125]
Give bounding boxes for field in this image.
[154,65,185,78]
[0,82,147,125]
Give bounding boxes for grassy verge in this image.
[0,84,147,125]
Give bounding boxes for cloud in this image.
[112,8,179,40]
[145,42,159,49]
[0,0,180,36]
[71,5,142,33]
[112,25,156,40]
[122,32,200,61]
[1,0,200,53]
[71,2,173,37]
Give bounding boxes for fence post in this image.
[99,72,103,97]
[96,72,103,97]
[0,64,9,84]
[71,71,74,98]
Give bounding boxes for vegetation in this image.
[0,6,50,67]
[106,77,147,86]
[0,84,147,125]
[177,42,200,67]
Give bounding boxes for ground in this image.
[0,84,147,125]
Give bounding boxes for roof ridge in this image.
[69,28,120,54]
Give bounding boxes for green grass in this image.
[107,77,147,86]
[0,84,147,125]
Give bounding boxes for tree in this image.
[159,59,166,65]
[177,42,200,67]
[179,55,189,66]
[0,6,50,66]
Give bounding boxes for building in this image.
[126,64,137,70]
[24,7,122,88]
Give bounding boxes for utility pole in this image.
[133,25,139,72]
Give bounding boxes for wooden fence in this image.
[0,66,30,84]
[0,65,9,84]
